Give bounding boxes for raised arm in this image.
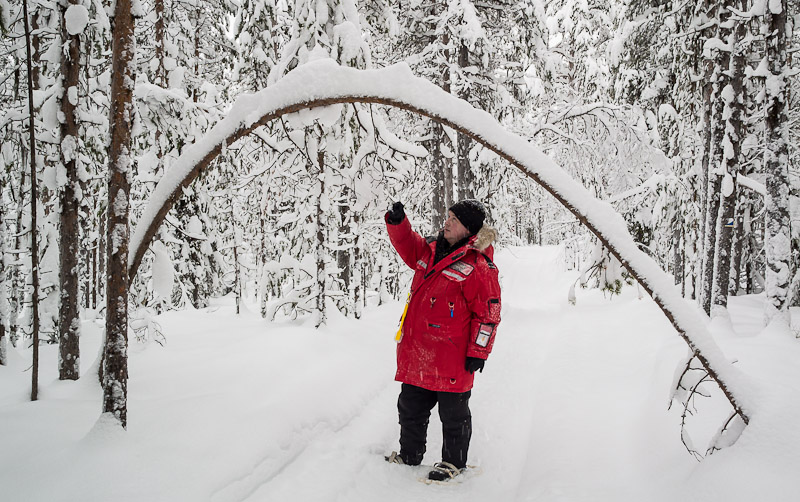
[385,202,430,270]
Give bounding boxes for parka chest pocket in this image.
[427,295,455,323]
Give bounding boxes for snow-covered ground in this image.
[2,246,799,502]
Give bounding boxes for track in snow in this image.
[217,246,693,502]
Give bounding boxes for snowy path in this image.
[3,246,799,502]
[207,246,693,502]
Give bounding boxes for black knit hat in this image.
[449,199,486,236]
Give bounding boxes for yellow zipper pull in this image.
[395,292,411,343]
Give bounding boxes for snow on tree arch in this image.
[128,59,757,425]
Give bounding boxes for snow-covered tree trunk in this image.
[440,28,454,213]
[231,191,241,315]
[152,0,166,174]
[103,0,135,428]
[233,232,241,315]
[154,0,166,86]
[456,43,474,201]
[701,170,722,316]
[729,194,747,295]
[711,2,746,315]
[22,0,41,402]
[96,212,105,310]
[0,197,6,366]
[352,210,363,319]
[336,191,352,315]
[9,166,27,348]
[57,0,83,381]
[701,6,730,317]
[259,200,268,318]
[696,0,716,313]
[762,0,792,324]
[672,225,683,287]
[429,122,448,229]
[314,152,326,328]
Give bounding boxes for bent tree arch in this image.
[129,60,755,425]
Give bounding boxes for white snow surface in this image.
[3,247,799,502]
[129,59,759,420]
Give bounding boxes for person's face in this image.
[443,211,470,245]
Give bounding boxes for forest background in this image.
[0,0,798,427]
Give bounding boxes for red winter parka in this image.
[387,216,502,393]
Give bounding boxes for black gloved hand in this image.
[465,357,485,374]
[386,201,405,225]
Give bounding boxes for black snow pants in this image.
[397,383,472,468]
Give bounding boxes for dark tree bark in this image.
[315,151,326,328]
[154,0,166,86]
[230,190,241,315]
[672,225,683,287]
[0,199,6,366]
[103,0,136,428]
[729,195,746,296]
[96,210,105,309]
[763,0,791,323]
[336,188,351,315]
[701,3,731,316]
[352,210,363,319]
[58,0,83,381]
[701,175,721,315]
[259,200,268,317]
[697,0,716,315]
[153,0,166,176]
[22,0,41,401]
[233,232,241,315]
[711,0,746,314]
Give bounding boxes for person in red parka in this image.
[383,199,501,482]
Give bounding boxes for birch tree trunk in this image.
[763,0,791,324]
[103,0,135,428]
[58,0,82,381]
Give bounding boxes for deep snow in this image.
[2,246,799,502]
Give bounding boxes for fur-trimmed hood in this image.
[471,225,497,252]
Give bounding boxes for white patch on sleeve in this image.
[476,324,494,347]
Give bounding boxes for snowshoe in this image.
[426,461,464,482]
[384,451,407,465]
